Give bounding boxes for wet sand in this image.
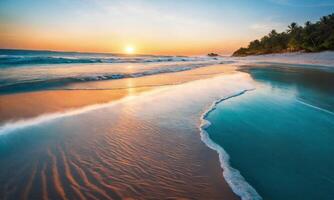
[0,64,236,124]
[0,64,242,200]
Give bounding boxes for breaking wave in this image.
[0,50,219,67]
[0,61,232,94]
[199,89,263,200]
[0,49,233,94]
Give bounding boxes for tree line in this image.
[232,13,334,56]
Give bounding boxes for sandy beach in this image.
[0,63,244,200]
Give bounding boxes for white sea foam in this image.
[0,59,227,91]
[199,89,263,200]
[296,99,334,116]
[0,53,217,66]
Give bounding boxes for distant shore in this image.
[232,13,334,57]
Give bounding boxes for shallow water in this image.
[0,73,253,199]
[205,66,334,200]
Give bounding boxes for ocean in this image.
[203,66,334,199]
[0,49,226,94]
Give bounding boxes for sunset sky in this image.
[1,0,334,55]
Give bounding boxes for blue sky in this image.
[0,0,333,54]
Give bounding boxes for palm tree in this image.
[287,22,298,33]
[302,21,317,50]
[232,13,334,56]
[269,29,278,37]
[305,21,311,27]
[320,16,329,24]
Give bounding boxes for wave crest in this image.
[0,54,218,67]
[199,89,263,200]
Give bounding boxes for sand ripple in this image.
[0,73,253,200]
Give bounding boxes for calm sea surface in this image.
[205,65,334,200]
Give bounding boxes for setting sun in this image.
[125,46,135,54]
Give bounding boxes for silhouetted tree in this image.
[233,13,334,56]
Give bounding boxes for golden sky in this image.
[0,0,332,55]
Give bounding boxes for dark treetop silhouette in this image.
[233,13,334,56]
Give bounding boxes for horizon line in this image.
[0,47,232,57]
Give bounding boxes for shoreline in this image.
[0,69,252,200]
[199,89,262,200]
[200,67,334,199]
[233,51,334,68]
[0,64,236,124]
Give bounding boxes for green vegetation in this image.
[233,14,334,56]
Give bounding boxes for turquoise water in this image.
[205,66,334,200]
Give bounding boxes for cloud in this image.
[249,20,285,33]
[269,0,334,7]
